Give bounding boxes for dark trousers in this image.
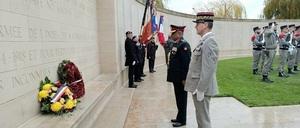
[128,65,134,86]
[140,59,145,75]
[173,82,187,123]
[134,64,141,80]
[165,50,169,65]
[148,59,155,71]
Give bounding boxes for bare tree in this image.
[209,0,246,18]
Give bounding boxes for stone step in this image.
[18,73,125,128]
[90,88,135,128]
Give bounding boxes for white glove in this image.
[196,91,205,101]
[192,90,205,102]
[132,61,136,66]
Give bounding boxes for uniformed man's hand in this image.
[132,61,136,66]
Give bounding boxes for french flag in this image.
[151,15,157,33]
[157,15,165,45]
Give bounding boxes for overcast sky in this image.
[165,0,265,19]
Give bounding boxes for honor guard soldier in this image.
[294,26,300,71]
[260,26,268,72]
[278,25,290,77]
[287,24,297,74]
[262,22,278,83]
[251,26,264,75]
[167,25,191,127]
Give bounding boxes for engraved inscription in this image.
[12,69,51,88]
[28,28,40,40]
[0,25,23,39]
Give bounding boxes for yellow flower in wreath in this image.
[38,90,49,101]
[42,84,53,91]
[51,102,63,112]
[65,99,75,109]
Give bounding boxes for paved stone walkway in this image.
[122,66,300,128]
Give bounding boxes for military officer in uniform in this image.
[147,37,158,73]
[262,22,278,83]
[167,25,191,127]
[278,25,290,77]
[294,26,300,71]
[251,26,264,75]
[124,31,138,88]
[185,12,218,128]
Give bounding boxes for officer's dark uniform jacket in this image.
[167,38,191,83]
[147,41,158,59]
[135,43,143,63]
[125,38,137,66]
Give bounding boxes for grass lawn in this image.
[217,56,300,107]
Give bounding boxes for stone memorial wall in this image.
[0,0,299,127]
[0,0,100,127]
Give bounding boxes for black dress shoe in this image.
[129,85,137,88]
[141,74,146,77]
[139,78,144,81]
[135,79,142,82]
[172,122,186,127]
[170,119,178,123]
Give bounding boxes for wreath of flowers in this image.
[37,60,85,114]
[38,77,77,114]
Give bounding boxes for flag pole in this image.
[140,0,150,35]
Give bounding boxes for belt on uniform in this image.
[279,48,288,50]
[265,48,276,50]
[253,48,262,51]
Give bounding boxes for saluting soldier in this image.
[167,25,191,127]
[260,26,268,73]
[294,26,300,71]
[185,12,219,128]
[251,26,264,75]
[262,22,278,83]
[278,25,290,77]
[287,24,297,74]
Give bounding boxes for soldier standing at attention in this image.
[139,35,147,77]
[294,26,300,71]
[124,31,138,88]
[251,26,264,75]
[167,25,191,127]
[132,36,144,82]
[278,25,290,77]
[147,37,158,73]
[262,22,278,83]
[185,12,219,128]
